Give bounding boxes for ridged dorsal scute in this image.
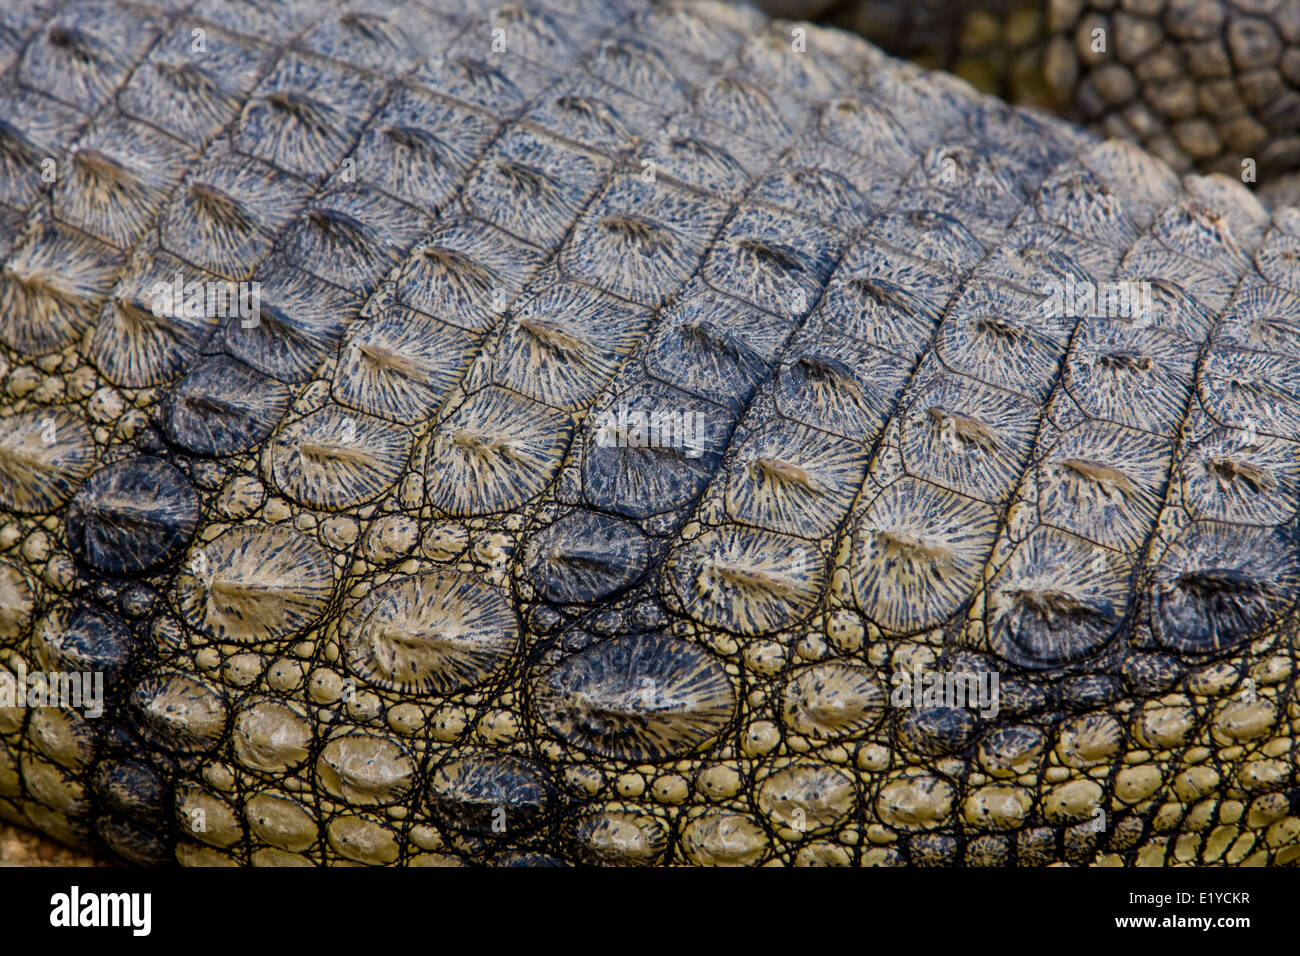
[0,408,95,514]
[532,634,736,761]
[31,605,131,686]
[162,355,293,456]
[129,670,228,754]
[426,754,552,836]
[266,405,412,510]
[521,509,651,605]
[65,456,200,574]
[341,571,519,695]
[1149,523,1300,655]
[174,526,334,644]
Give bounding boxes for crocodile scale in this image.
[0,0,1298,867]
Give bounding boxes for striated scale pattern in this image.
[0,0,1296,870]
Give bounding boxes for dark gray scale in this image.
[54,112,192,250]
[1149,522,1300,656]
[394,218,548,332]
[1121,652,1184,695]
[935,279,1071,403]
[1151,202,1255,276]
[191,0,321,41]
[331,303,481,426]
[639,118,764,202]
[65,456,200,574]
[88,247,223,388]
[117,21,270,144]
[1030,165,1138,250]
[722,418,868,540]
[1197,345,1300,440]
[284,184,427,292]
[1118,255,1235,339]
[694,75,806,147]
[91,759,169,822]
[965,100,1077,186]
[0,88,85,208]
[986,526,1131,669]
[234,51,386,181]
[896,706,978,757]
[561,173,729,309]
[814,241,959,359]
[750,164,873,234]
[862,209,986,275]
[531,633,737,761]
[161,143,311,279]
[409,52,553,116]
[581,376,728,520]
[217,259,358,382]
[1256,225,1300,295]
[701,203,842,318]
[522,509,650,604]
[462,126,610,250]
[1216,283,1300,359]
[1056,674,1125,711]
[425,754,553,836]
[161,354,293,456]
[900,144,1027,244]
[0,219,123,354]
[18,1,157,113]
[496,851,568,866]
[818,98,917,177]
[629,1,753,71]
[643,286,776,411]
[735,27,853,99]
[298,4,449,76]
[355,84,499,213]
[525,78,665,154]
[486,3,583,65]
[94,815,172,866]
[898,363,1041,505]
[587,36,690,110]
[775,338,912,442]
[31,605,132,687]
[0,1,48,72]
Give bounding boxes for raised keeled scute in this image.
[532,634,736,761]
[665,525,826,636]
[567,809,667,866]
[129,670,227,754]
[426,387,571,517]
[425,754,552,836]
[522,510,650,604]
[987,528,1130,669]
[851,478,999,634]
[0,408,94,514]
[341,571,518,695]
[31,605,131,686]
[233,698,312,774]
[162,355,292,456]
[267,405,412,510]
[781,662,885,741]
[174,526,334,644]
[65,456,200,574]
[315,731,414,806]
[1150,522,1300,655]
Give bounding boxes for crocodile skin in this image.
[774,0,1300,185]
[0,0,1298,868]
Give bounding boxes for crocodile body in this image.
[0,0,1299,867]
[770,0,1300,186]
